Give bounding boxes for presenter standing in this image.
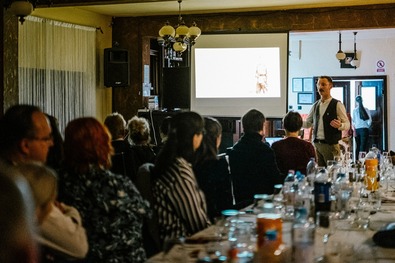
[304,76,350,167]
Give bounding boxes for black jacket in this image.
[227,132,283,207]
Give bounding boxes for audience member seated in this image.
[0,170,38,263]
[194,117,235,221]
[153,116,172,155]
[227,109,283,207]
[104,112,136,180]
[59,117,151,263]
[17,162,57,225]
[127,116,156,178]
[0,104,89,262]
[152,111,210,244]
[16,162,89,262]
[271,111,316,176]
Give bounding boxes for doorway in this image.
[313,76,387,157]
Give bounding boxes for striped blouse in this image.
[153,157,211,242]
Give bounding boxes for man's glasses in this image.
[29,134,53,142]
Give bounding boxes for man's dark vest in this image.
[314,98,341,145]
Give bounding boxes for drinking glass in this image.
[229,221,255,262]
[327,160,335,170]
[334,155,342,166]
[344,152,353,167]
[213,216,228,240]
[358,151,367,165]
[354,200,372,230]
[369,191,381,212]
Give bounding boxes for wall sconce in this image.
[9,0,34,24]
[350,32,360,68]
[335,31,346,61]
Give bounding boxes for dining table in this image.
[145,189,395,263]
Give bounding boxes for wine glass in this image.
[315,211,336,262]
[358,151,367,166]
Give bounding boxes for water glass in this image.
[355,201,372,230]
[369,191,381,212]
[229,221,255,262]
[336,189,352,219]
[213,216,229,240]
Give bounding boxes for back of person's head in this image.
[159,116,172,142]
[104,112,126,140]
[16,162,58,225]
[154,111,204,175]
[356,95,363,104]
[283,111,303,133]
[64,117,113,174]
[0,172,38,263]
[127,116,151,145]
[45,114,64,170]
[242,109,265,133]
[0,104,42,159]
[195,117,222,165]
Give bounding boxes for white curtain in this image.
[18,16,96,134]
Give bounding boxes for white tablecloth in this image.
[146,202,395,263]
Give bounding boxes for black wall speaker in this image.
[162,67,191,110]
[104,48,130,87]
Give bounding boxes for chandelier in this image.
[158,0,201,54]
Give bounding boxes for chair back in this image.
[135,163,161,257]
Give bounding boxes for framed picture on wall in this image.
[303,78,314,92]
[292,78,303,92]
[298,92,314,105]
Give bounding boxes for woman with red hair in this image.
[58,117,150,263]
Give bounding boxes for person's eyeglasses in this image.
[29,134,53,142]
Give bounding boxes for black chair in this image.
[135,163,161,257]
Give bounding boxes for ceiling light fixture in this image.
[9,0,34,24]
[335,31,346,61]
[158,0,201,54]
[350,32,360,68]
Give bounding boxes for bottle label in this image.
[314,182,331,203]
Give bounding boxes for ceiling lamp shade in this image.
[188,22,201,45]
[336,32,346,61]
[350,32,360,68]
[159,21,176,40]
[158,0,201,54]
[173,41,187,52]
[9,0,33,24]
